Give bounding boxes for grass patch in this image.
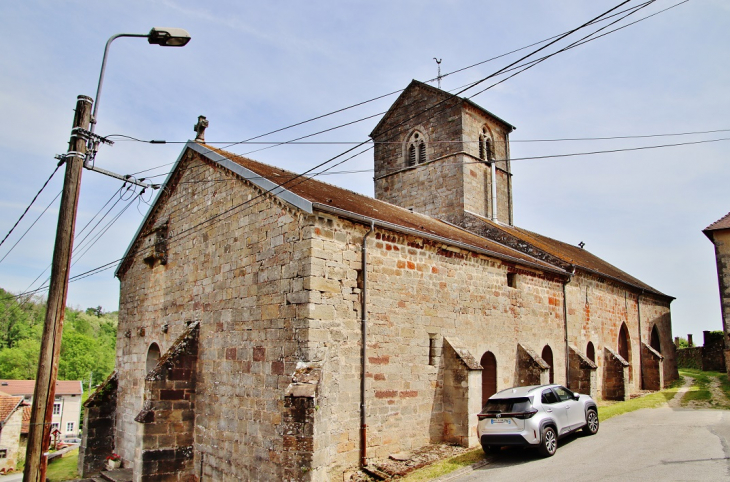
[679,368,730,408]
[400,449,485,481]
[597,376,684,422]
[720,372,730,401]
[46,448,79,482]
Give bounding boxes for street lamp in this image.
[92,28,192,133]
[23,28,190,482]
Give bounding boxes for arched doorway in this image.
[618,323,632,381]
[541,345,554,384]
[480,351,497,406]
[146,343,161,373]
[650,325,661,353]
[586,341,595,363]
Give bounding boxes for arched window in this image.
[586,341,595,362]
[146,343,161,373]
[542,345,554,384]
[480,351,497,406]
[618,323,632,382]
[479,127,494,161]
[650,325,661,353]
[406,131,427,166]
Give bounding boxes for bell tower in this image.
[370,80,515,228]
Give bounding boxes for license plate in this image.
[490,419,512,424]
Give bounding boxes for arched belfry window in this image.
[479,127,494,161]
[406,131,427,166]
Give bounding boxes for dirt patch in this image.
[667,376,694,408]
[349,444,474,481]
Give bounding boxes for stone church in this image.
[79,80,677,481]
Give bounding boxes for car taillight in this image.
[514,409,538,419]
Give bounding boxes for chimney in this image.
[688,334,693,347]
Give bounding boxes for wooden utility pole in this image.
[23,95,92,482]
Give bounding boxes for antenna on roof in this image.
[433,58,442,89]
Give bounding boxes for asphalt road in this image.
[449,407,730,482]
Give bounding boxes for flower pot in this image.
[107,459,121,470]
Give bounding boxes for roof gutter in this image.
[574,265,674,302]
[311,203,569,278]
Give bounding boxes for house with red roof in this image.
[0,380,83,441]
[0,391,26,473]
[79,81,677,480]
[704,211,730,375]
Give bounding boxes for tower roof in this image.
[369,79,515,139]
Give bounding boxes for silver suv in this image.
[477,384,599,457]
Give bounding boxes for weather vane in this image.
[433,58,442,89]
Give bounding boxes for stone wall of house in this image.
[708,229,730,372]
[79,373,117,477]
[116,150,319,481]
[0,404,23,473]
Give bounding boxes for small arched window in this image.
[479,127,494,161]
[146,343,161,373]
[406,131,427,166]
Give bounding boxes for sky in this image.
[0,0,728,342]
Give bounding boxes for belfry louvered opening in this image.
[406,131,427,167]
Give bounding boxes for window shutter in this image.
[408,144,416,166]
[418,142,426,164]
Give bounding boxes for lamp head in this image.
[147,27,191,47]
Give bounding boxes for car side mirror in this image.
[573,393,580,401]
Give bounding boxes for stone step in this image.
[99,468,133,482]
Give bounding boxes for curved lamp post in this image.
[92,27,192,133]
[23,27,190,482]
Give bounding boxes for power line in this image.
[103,1,663,151]
[0,190,62,266]
[0,159,63,249]
[103,0,687,195]
[111,0,648,269]
[5,1,673,297]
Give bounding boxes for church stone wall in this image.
[116,151,319,480]
[112,143,677,480]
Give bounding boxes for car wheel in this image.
[538,426,557,457]
[583,409,599,435]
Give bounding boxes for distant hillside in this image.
[0,288,116,387]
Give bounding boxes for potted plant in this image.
[106,453,121,470]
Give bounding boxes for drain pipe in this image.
[491,161,498,222]
[637,289,644,389]
[563,266,575,388]
[360,220,375,468]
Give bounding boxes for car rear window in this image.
[482,397,532,413]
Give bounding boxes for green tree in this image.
[0,338,40,379]
[0,288,32,348]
